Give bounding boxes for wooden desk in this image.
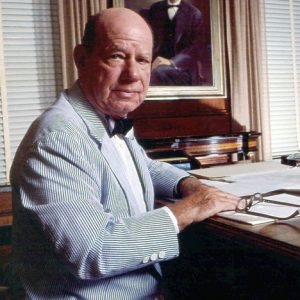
[161,194,300,300]
[207,215,300,260]
[0,191,12,298]
[161,163,300,299]
[162,216,300,300]
[0,191,12,247]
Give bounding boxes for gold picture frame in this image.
[112,0,226,100]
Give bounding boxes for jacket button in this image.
[150,253,158,261]
[142,256,150,264]
[158,250,166,259]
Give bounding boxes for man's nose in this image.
[121,59,140,81]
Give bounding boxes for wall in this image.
[130,98,231,140]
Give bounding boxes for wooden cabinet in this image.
[139,131,260,168]
[130,98,231,139]
[130,98,260,168]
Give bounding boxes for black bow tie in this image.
[167,4,180,8]
[111,118,133,136]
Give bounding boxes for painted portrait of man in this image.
[125,0,212,86]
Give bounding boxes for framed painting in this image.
[112,0,226,100]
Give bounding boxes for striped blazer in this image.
[10,83,189,299]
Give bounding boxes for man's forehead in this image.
[99,23,151,41]
[95,26,152,51]
[99,39,152,57]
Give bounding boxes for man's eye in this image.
[109,53,124,60]
[138,57,150,65]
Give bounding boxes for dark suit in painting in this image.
[146,0,206,85]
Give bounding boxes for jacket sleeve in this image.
[138,144,191,199]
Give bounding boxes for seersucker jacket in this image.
[10,82,189,299]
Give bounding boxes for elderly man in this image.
[10,8,241,299]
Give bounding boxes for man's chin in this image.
[111,100,143,117]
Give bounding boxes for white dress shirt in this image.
[167,0,181,20]
[109,118,179,232]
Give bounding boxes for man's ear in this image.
[73,45,87,70]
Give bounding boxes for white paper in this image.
[217,211,275,225]
[200,167,300,197]
[189,161,288,179]
[218,203,299,225]
[198,163,300,225]
[248,202,299,219]
[264,193,300,206]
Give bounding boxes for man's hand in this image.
[167,177,244,231]
[152,56,173,70]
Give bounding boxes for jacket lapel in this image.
[101,135,145,216]
[124,137,154,211]
[175,2,189,45]
[66,83,150,215]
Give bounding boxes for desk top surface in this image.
[207,215,300,260]
[190,162,300,259]
[189,161,289,178]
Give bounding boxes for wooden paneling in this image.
[0,193,12,227]
[130,98,231,140]
[131,98,229,118]
[133,114,230,139]
[0,192,12,253]
[0,192,12,291]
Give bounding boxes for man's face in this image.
[76,14,153,118]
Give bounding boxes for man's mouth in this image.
[113,89,139,98]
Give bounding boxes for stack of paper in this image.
[218,193,300,225]
[189,162,300,225]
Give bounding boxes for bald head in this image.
[74,8,153,118]
[82,8,153,52]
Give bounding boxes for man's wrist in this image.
[169,59,179,70]
[174,175,196,198]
